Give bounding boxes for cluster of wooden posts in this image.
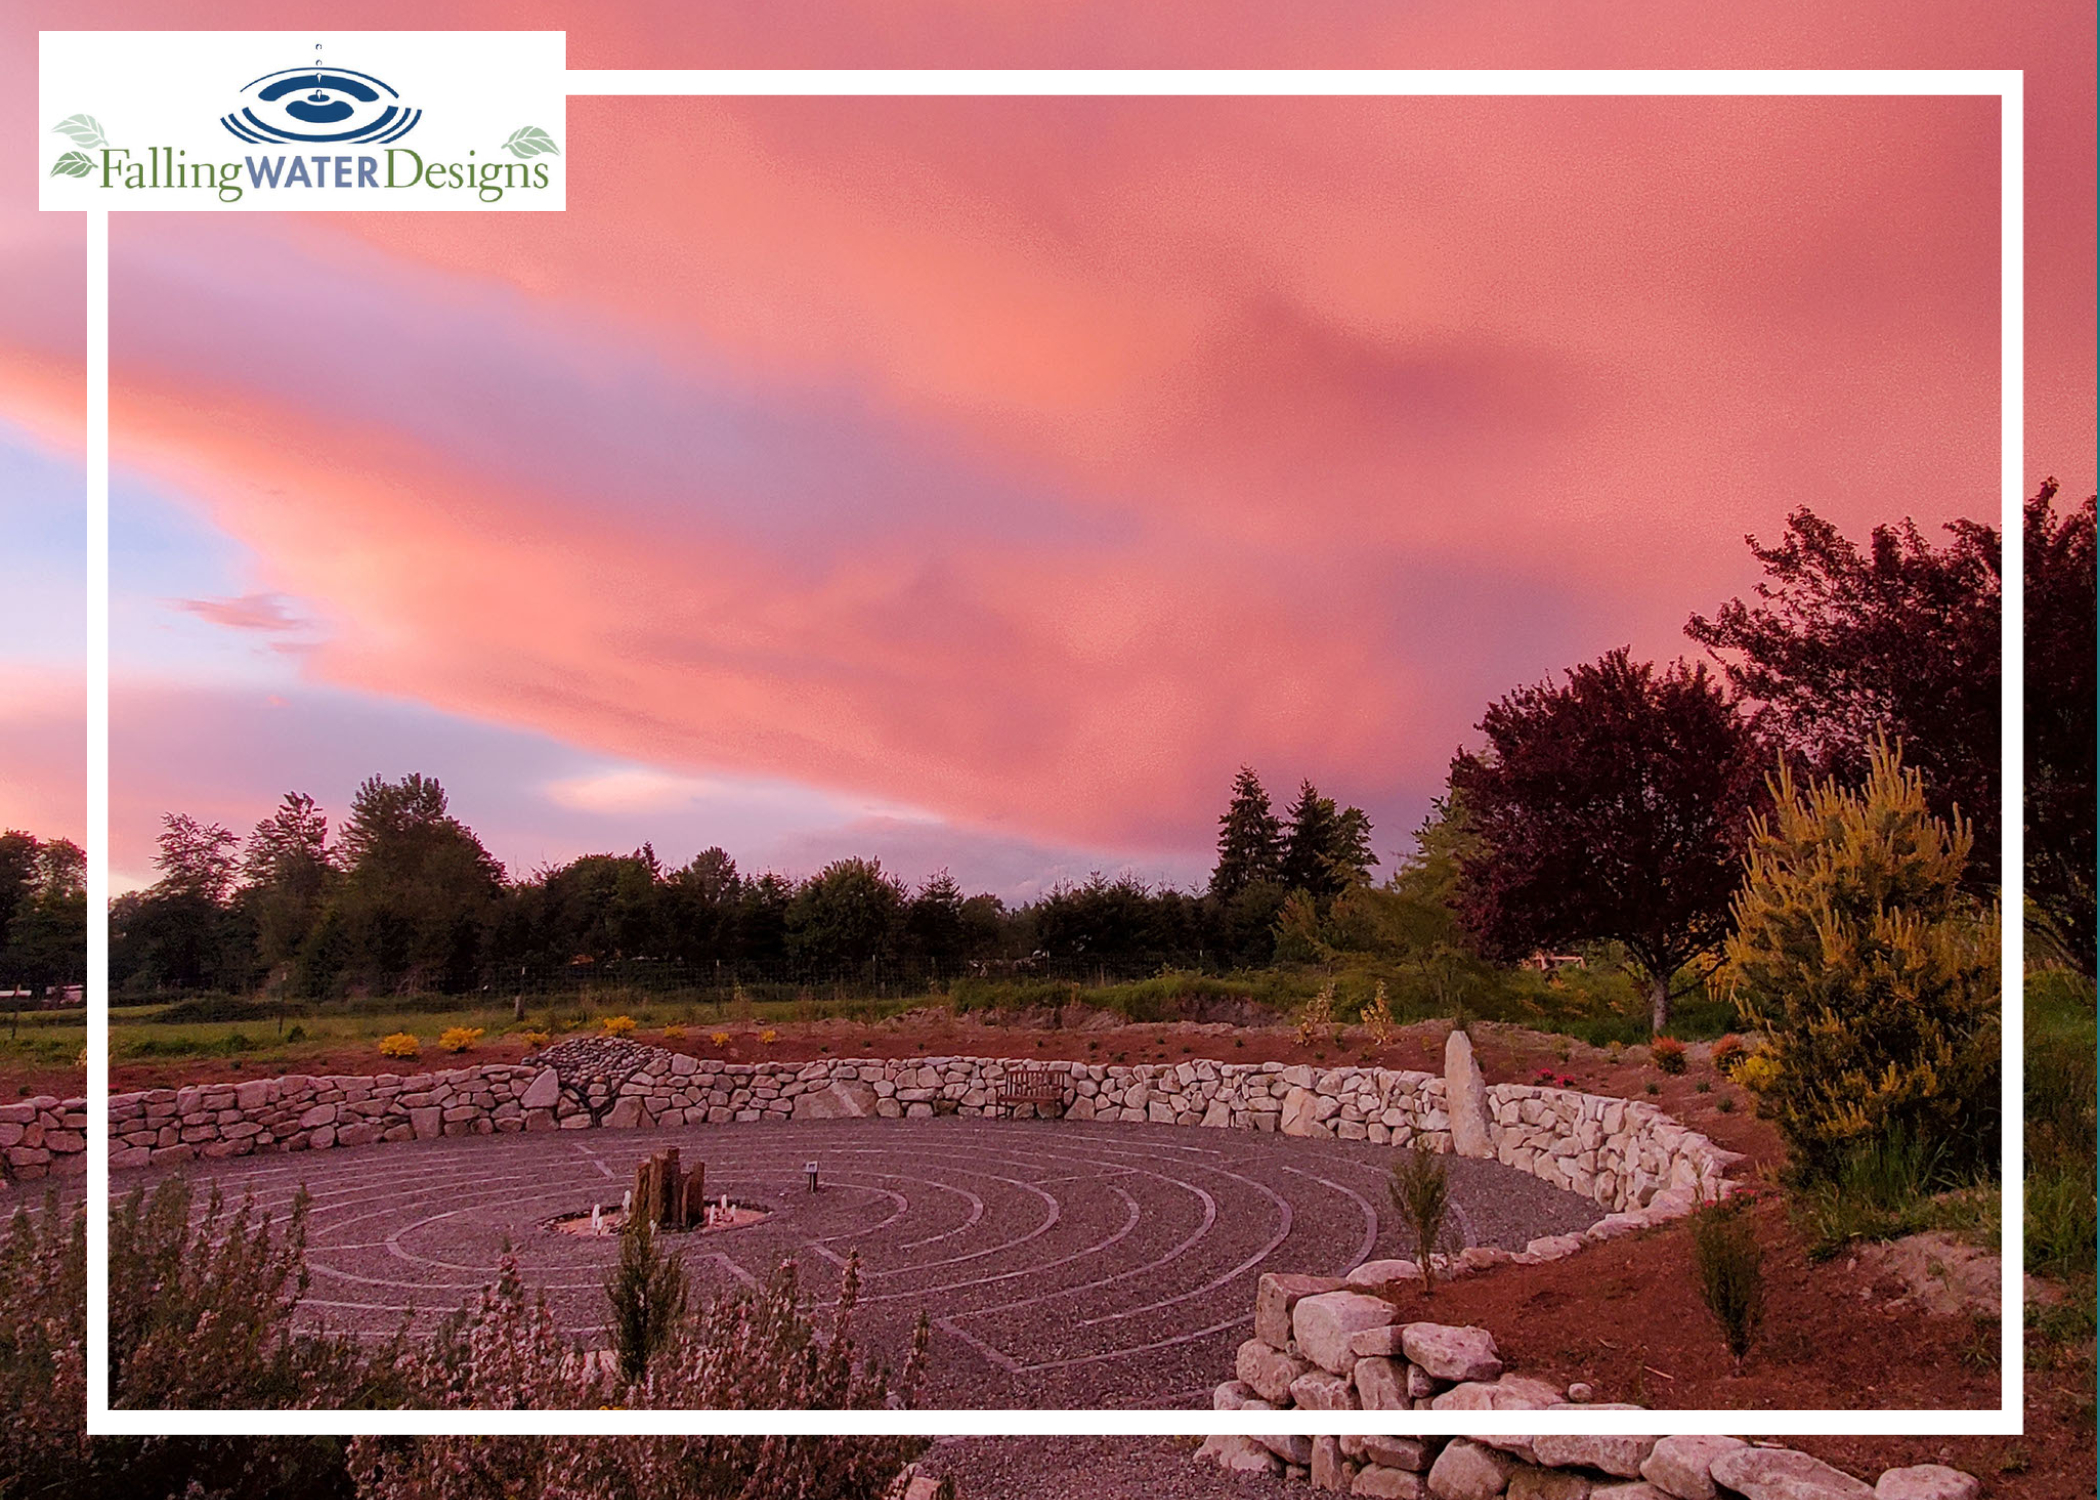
[631,1147,708,1230]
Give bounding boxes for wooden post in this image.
[631,1159,653,1229]
[662,1148,682,1228]
[683,1161,706,1225]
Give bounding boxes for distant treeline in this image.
[108,770,1382,999]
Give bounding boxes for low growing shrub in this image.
[1651,1036,1688,1075]
[601,1015,638,1037]
[438,1026,483,1055]
[1710,1033,1748,1074]
[377,1032,419,1060]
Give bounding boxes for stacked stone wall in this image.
[1204,1284,1979,1500]
[90,1039,1740,1227]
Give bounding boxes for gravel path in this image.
[117,1116,1602,1407]
[918,1435,1291,1499]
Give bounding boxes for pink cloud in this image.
[170,592,307,632]
[0,667,84,844]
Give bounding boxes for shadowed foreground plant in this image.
[1691,1198,1765,1366]
[1391,1147,1450,1296]
[0,1191,86,1494]
[109,1176,385,1410]
[349,1253,929,1499]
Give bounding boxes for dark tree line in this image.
[0,831,86,1000]
[111,769,1380,998]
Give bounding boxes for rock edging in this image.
[1203,1298,1979,1500]
[103,1033,1741,1226]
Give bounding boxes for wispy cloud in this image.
[170,592,308,632]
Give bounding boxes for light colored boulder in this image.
[1402,1322,1504,1382]
[1294,1290,1399,1374]
[1283,1086,1331,1137]
[1532,1434,1657,1480]
[1427,1439,1517,1500]
[520,1068,561,1109]
[1642,1436,1747,1500]
[1197,1434,1283,1474]
[1256,1272,1347,1348]
[791,1080,879,1120]
[1350,1323,1411,1358]
[1212,1379,1261,1410]
[1291,1369,1359,1410]
[1591,1486,1667,1500]
[1429,1375,1562,1411]
[1709,1449,1874,1500]
[1873,1468,1980,1500]
[1349,1258,1425,1291]
[1354,1354,1409,1409]
[1314,1435,1355,1492]
[1237,1338,1313,1404]
[1444,1028,1494,1158]
[1345,1436,1439,1472]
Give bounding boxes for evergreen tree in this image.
[1723,740,1999,1183]
[1210,766,1282,899]
[1280,781,1341,896]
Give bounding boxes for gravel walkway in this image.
[118,1116,1602,1407]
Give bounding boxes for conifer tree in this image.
[1722,740,1999,1183]
[1210,767,1282,899]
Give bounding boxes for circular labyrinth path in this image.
[114,1118,1604,1407]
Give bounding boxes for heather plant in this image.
[1691,1198,1765,1366]
[377,1031,419,1059]
[438,1025,484,1054]
[1390,1147,1451,1296]
[109,1176,348,1409]
[0,1191,87,1494]
[1721,741,2000,1184]
[351,1254,928,1499]
[1650,1036,1688,1074]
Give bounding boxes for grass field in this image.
[99,956,1751,1074]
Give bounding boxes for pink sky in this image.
[0,3,2092,892]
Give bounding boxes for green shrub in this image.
[1691,1199,1764,1365]
[1390,1148,1451,1296]
[1722,742,1999,1184]
[1796,1123,1955,1257]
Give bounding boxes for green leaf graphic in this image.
[49,150,94,179]
[52,114,106,149]
[501,126,560,159]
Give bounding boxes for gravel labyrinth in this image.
[114,1118,1605,1407]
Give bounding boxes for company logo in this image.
[221,52,422,146]
[41,31,565,213]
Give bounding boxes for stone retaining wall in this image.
[0,1095,86,1181]
[100,1033,1740,1224]
[1203,1291,1979,1500]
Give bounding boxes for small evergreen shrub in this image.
[606,1211,687,1384]
[377,1032,419,1060]
[1691,1199,1764,1365]
[601,1015,638,1037]
[1652,1036,1688,1074]
[1710,1033,1748,1074]
[1390,1148,1451,1296]
[438,1026,484,1054]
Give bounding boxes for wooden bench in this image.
[996,1066,1065,1117]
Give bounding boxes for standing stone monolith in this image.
[1444,1027,1494,1158]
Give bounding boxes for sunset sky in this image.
[1,3,2093,900]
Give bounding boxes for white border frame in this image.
[79,62,2025,1438]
